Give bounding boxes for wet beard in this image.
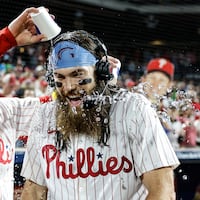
[56,93,111,150]
[56,100,101,138]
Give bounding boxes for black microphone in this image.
[79,78,92,85]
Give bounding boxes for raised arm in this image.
[0,7,47,56]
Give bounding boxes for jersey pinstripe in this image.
[21,92,180,200]
[0,97,40,200]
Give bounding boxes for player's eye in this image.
[54,73,65,80]
[72,70,85,77]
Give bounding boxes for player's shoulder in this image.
[0,97,40,107]
[34,97,56,123]
[115,89,151,105]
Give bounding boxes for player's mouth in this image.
[67,96,83,107]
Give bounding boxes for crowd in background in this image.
[1,43,200,150]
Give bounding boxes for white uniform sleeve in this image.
[126,94,180,177]
[0,97,40,138]
[21,104,46,186]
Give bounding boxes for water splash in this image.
[71,106,77,114]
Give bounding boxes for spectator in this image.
[140,57,174,105]
[133,58,183,148]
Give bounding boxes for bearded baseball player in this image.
[21,30,179,200]
[0,19,120,200]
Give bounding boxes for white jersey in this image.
[0,97,40,200]
[21,92,179,200]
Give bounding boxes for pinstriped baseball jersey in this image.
[0,97,40,200]
[21,92,179,200]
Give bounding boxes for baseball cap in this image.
[146,58,174,79]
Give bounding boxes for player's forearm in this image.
[145,179,176,200]
[21,179,47,200]
[0,27,17,56]
[146,191,176,200]
[142,167,176,200]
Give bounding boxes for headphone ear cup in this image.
[95,60,113,81]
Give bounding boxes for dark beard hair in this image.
[55,82,112,151]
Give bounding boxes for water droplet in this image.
[96,117,101,122]
[178,169,183,173]
[182,174,188,181]
[71,106,77,114]
[79,89,85,94]
[82,113,86,117]
[104,118,108,124]
[96,107,101,112]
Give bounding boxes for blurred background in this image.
[0,1,200,200]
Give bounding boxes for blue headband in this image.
[50,41,98,69]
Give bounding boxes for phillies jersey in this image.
[0,97,40,200]
[21,91,179,200]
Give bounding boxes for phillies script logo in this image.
[42,145,133,179]
[0,138,13,164]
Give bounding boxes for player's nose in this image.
[63,78,78,92]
